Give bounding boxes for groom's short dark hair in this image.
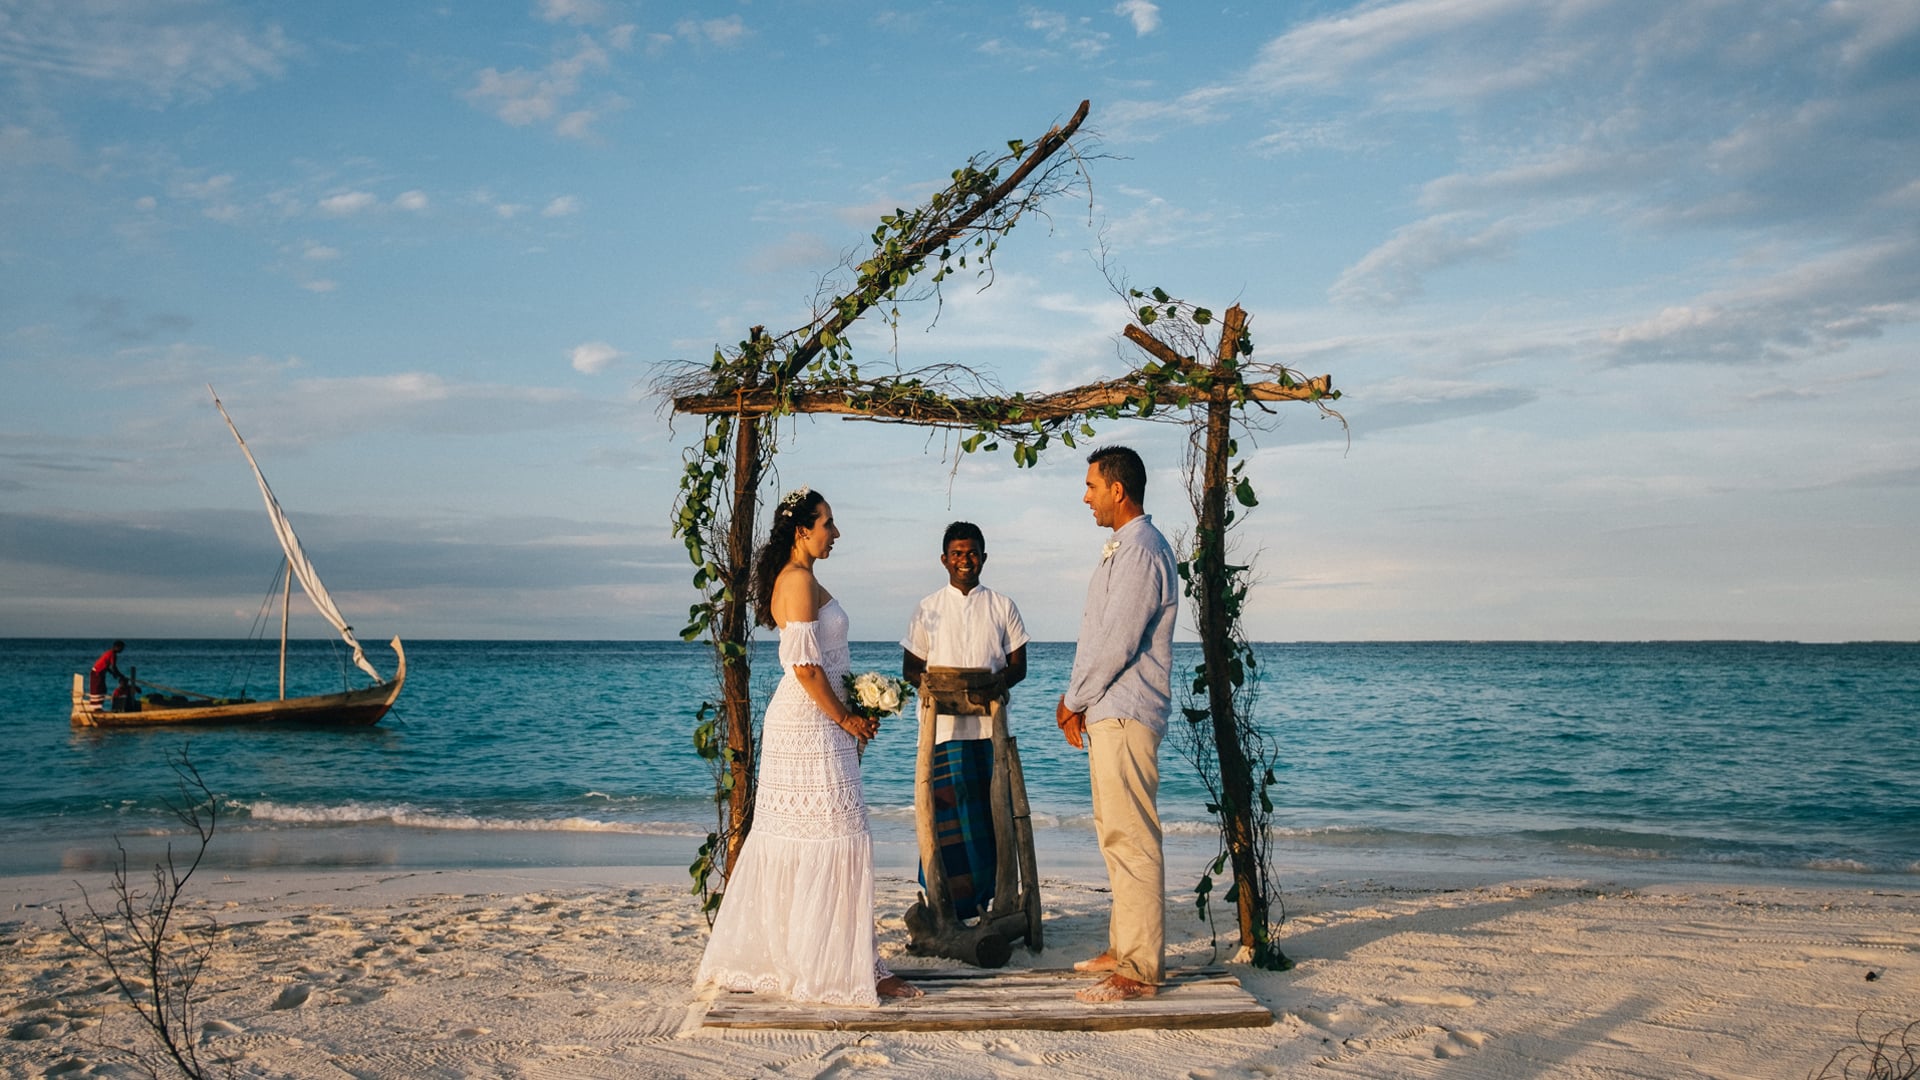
[942,521,985,551]
[1087,445,1146,506]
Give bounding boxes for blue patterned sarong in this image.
[919,738,997,920]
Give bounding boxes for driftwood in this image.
[673,373,1332,422]
[1191,307,1278,962]
[702,966,1272,1032]
[905,667,1044,968]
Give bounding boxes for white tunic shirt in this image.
[900,584,1030,742]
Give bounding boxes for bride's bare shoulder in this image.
[771,566,821,625]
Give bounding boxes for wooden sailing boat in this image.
[69,388,406,729]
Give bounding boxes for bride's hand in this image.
[842,711,878,741]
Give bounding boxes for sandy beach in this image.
[4,855,1916,1080]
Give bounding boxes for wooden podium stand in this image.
[904,667,1044,967]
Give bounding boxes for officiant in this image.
[900,521,1029,920]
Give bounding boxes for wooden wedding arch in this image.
[658,100,1340,968]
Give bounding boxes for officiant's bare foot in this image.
[877,975,923,999]
[1075,974,1156,1003]
[1072,951,1117,972]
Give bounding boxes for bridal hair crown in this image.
[778,486,811,515]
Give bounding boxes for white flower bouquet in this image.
[844,671,913,720]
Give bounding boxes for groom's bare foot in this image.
[877,975,923,999]
[1072,951,1117,972]
[1075,974,1156,1003]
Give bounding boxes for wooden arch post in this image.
[1194,307,1274,962]
[713,329,768,872]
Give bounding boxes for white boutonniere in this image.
[1101,539,1121,562]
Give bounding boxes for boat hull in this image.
[70,639,406,729]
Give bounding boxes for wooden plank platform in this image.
[700,966,1274,1032]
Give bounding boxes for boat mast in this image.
[279,559,291,701]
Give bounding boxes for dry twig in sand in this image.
[57,749,228,1080]
[1813,1015,1920,1080]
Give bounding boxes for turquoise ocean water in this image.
[2,638,1916,884]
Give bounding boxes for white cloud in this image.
[539,0,606,25]
[1165,0,1920,353]
[471,191,527,219]
[1023,8,1110,60]
[744,231,839,275]
[303,245,340,261]
[570,341,622,374]
[177,174,234,200]
[393,190,430,212]
[1598,236,1920,367]
[1243,0,1550,98]
[1418,149,1651,211]
[1097,190,1220,250]
[1114,0,1160,36]
[1101,86,1234,141]
[1331,214,1522,307]
[705,16,748,47]
[468,67,559,126]
[1329,375,1537,436]
[316,371,454,403]
[164,173,241,224]
[466,37,611,133]
[0,125,79,170]
[197,373,618,444]
[542,196,582,217]
[1250,119,1365,157]
[301,279,337,293]
[317,191,378,216]
[0,1,295,106]
[1233,0,1920,241]
[673,16,748,48]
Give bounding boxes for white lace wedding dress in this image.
[694,599,892,1005]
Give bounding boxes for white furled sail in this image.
[208,386,385,684]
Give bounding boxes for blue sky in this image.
[2,0,1916,643]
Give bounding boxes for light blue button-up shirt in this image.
[1063,514,1178,734]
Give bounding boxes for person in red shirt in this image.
[88,641,126,702]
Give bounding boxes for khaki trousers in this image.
[1087,717,1165,985]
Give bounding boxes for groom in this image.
[1056,445,1177,1003]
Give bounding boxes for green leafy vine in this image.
[657,102,1344,964]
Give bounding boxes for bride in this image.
[694,487,920,1004]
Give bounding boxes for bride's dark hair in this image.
[752,487,828,629]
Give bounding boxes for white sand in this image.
[3,864,1917,1079]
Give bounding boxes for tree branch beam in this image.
[672,376,1329,423]
[774,100,1091,383]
